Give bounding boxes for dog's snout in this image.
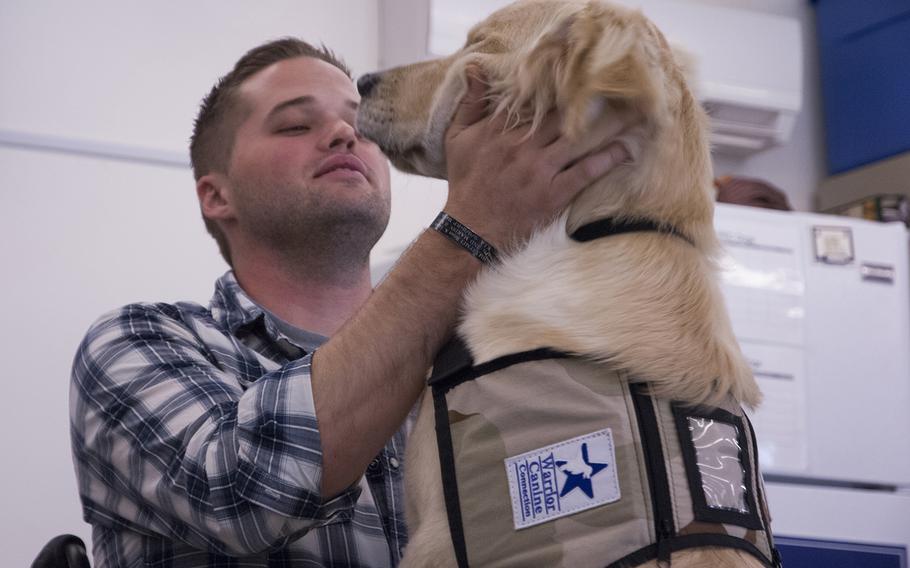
[357,73,381,97]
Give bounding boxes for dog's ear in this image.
[512,2,661,138]
[668,42,699,98]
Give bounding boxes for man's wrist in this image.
[430,211,498,265]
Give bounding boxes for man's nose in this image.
[357,73,381,97]
[324,120,357,150]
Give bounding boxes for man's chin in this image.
[305,194,391,243]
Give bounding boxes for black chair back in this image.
[31,534,91,568]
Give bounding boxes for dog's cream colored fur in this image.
[358,1,765,565]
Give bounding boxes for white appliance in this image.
[715,203,910,567]
[377,0,803,156]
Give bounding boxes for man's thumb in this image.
[450,65,489,130]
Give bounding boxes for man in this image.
[70,38,629,567]
[715,175,792,211]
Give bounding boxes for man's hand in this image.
[443,66,630,250]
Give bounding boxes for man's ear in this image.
[513,2,660,138]
[196,173,235,222]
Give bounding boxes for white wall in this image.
[0,2,383,565]
[0,149,228,566]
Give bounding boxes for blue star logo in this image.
[555,443,609,499]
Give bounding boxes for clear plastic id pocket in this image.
[672,404,763,529]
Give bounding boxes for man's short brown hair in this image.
[190,38,352,266]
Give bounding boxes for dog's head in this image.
[357,0,715,243]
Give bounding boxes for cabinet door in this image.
[815,0,910,174]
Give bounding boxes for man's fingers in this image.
[553,142,630,198]
[532,109,566,147]
[546,115,628,160]
[449,65,490,131]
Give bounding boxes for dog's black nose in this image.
[357,73,381,97]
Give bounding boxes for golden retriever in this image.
[357,1,772,566]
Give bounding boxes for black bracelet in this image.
[430,212,498,265]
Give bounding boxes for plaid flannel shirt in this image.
[70,272,409,567]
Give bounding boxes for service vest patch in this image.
[504,428,621,529]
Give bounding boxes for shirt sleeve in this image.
[69,303,361,556]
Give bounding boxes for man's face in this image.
[225,56,392,258]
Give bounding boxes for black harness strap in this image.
[606,533,778,568]
[432,386,470,568]
[428,337,475,568]
[429,336,477,388]
[571,217,695,247]
[629,384,676,565]
[429,340,572,394]
[624,387,778,568]
[428,339,574,568]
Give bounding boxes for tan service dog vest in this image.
[429,338,781,568]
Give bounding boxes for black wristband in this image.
[430,212,498,265]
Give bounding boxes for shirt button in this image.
[389,457,401,470]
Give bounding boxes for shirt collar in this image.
[209,271,327,358]
[210,271,267,335]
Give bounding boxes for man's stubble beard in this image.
[234,177,391,285]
